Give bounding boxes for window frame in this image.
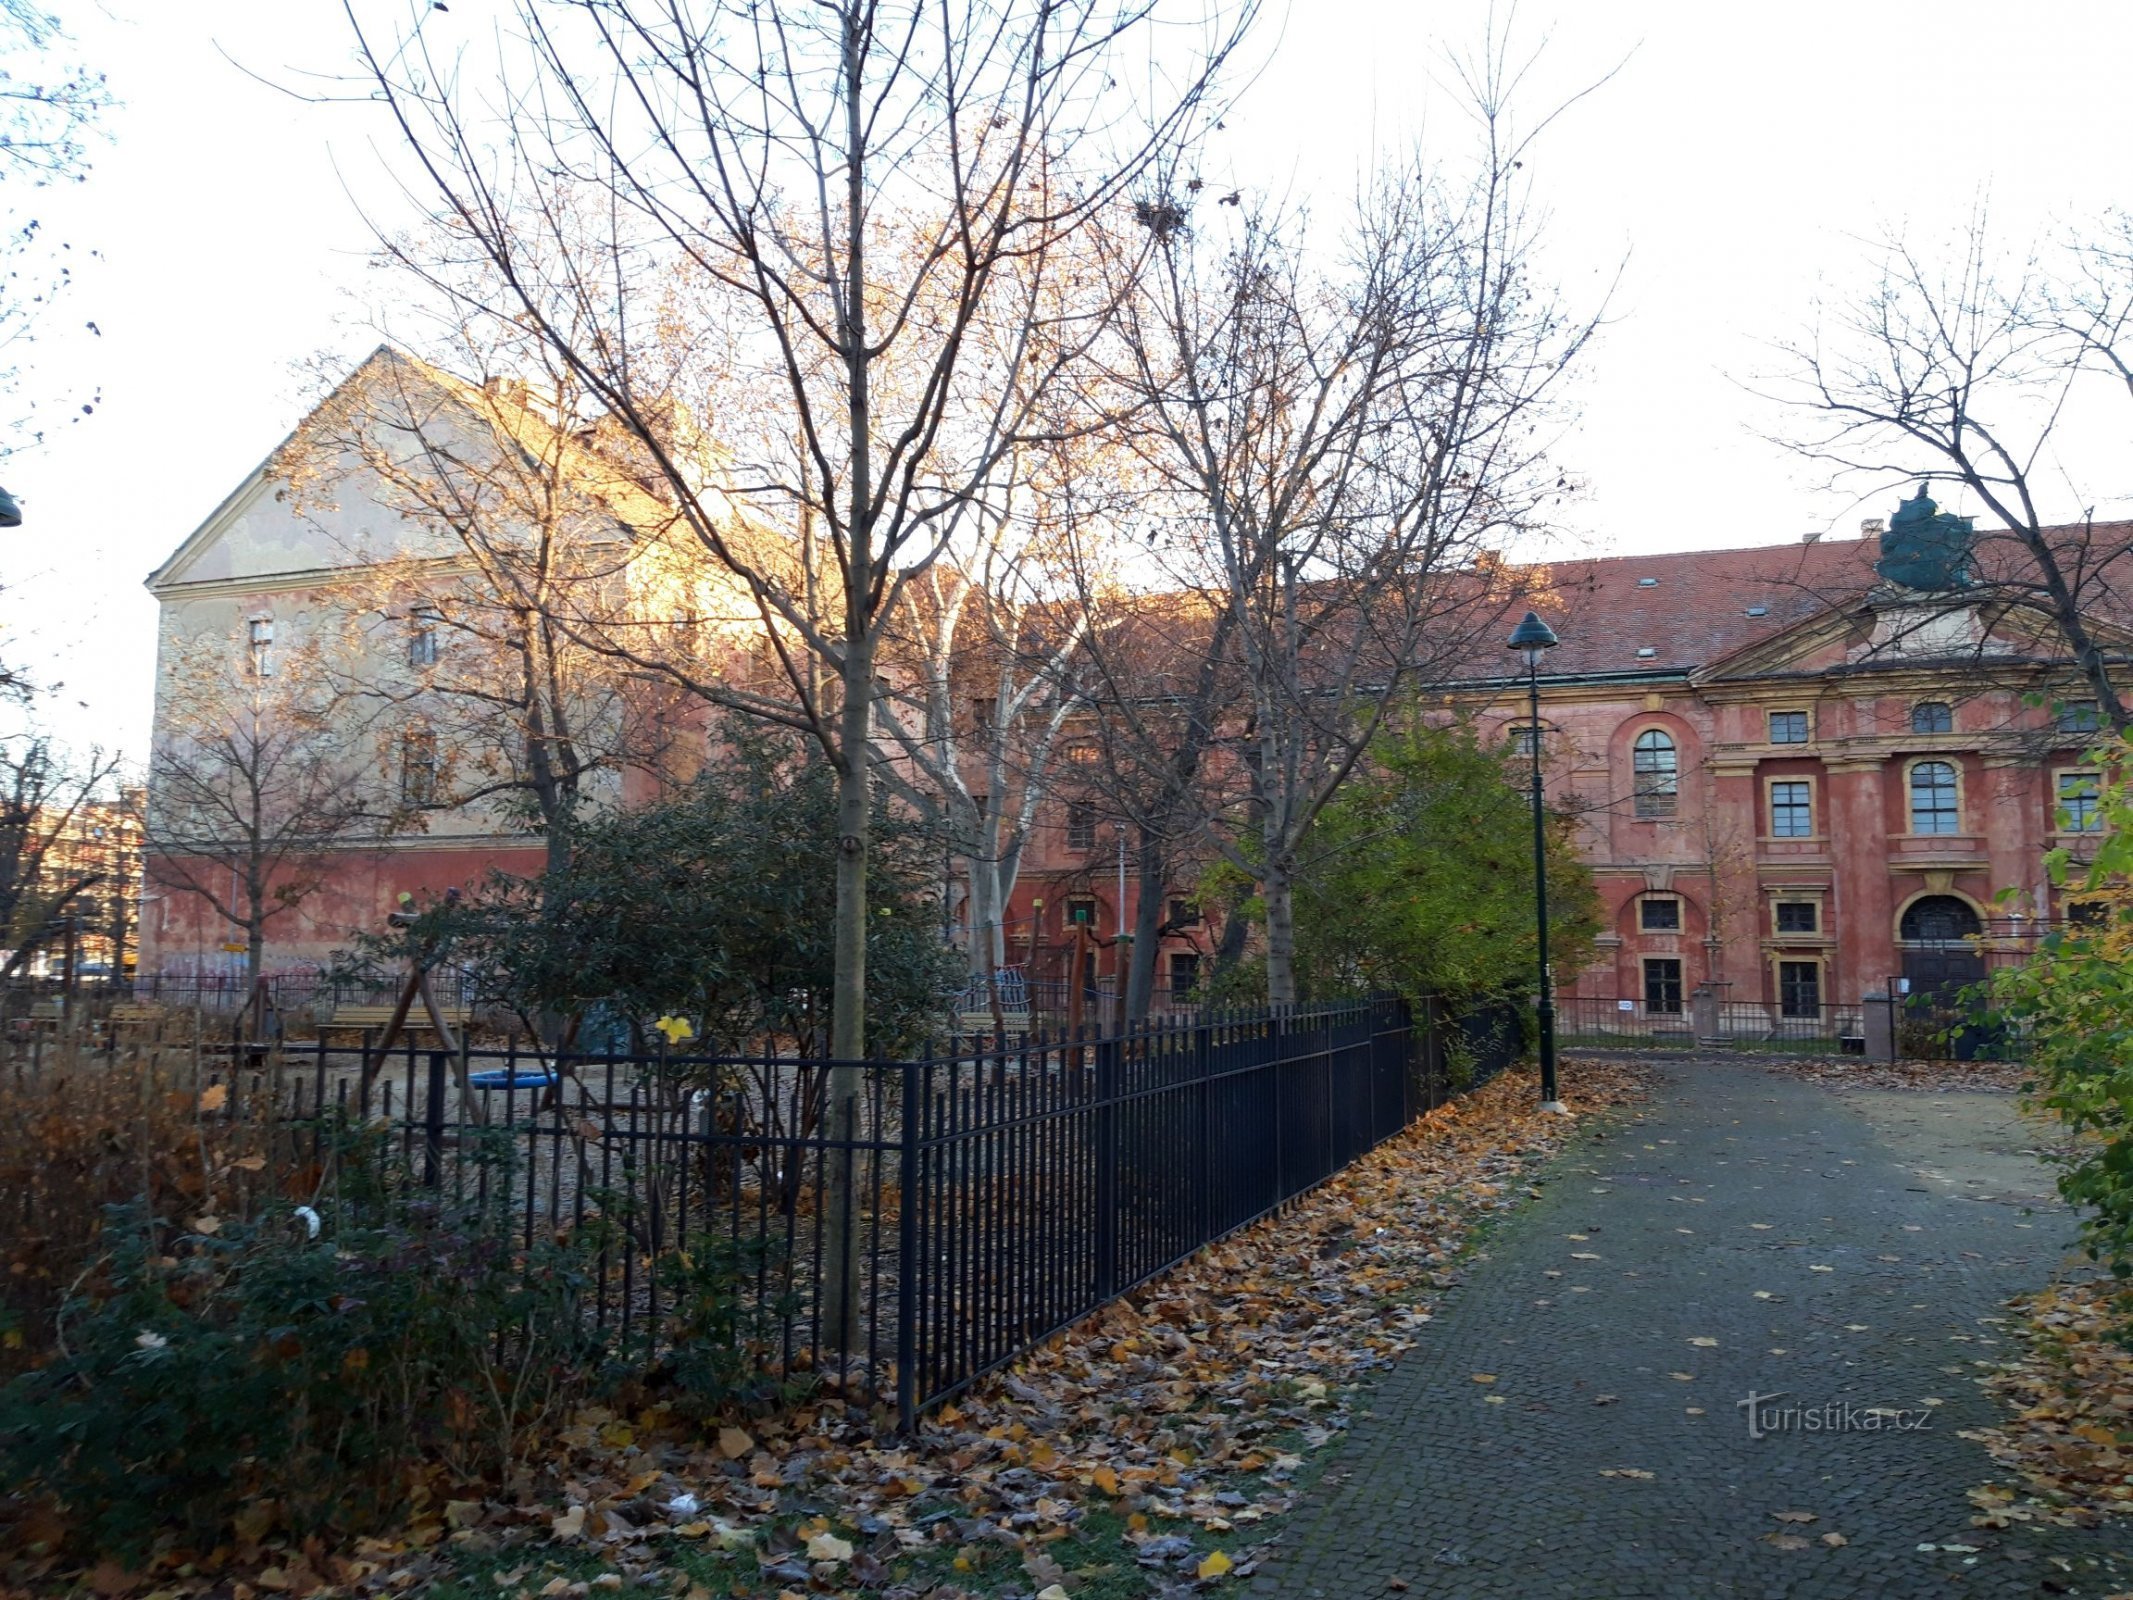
[1630,726,1679,820]
[247,616,275,679]
[1638,895,1682,932]
[1910,700,1953,735]
[1906,757,1962,835]
[408,606,441,668]
[1766,708,1811,745]
[2055,767,2105,834]
[1642,956,1685,1015]
[400,726,439,807]
[1065,896,1098,928]
[1508,722,1543,758]
[2058,699,2103,737]
[1773,900,1820,936]
[1765,776,1816,839]
[1776,957,1824,1019]
[1167,951,1200,996]
[1065,800,1096,853]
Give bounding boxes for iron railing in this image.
[1556,995,1866,1054]
[139,995,1518,1426]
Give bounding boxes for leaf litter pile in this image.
[1964,1279,2133,1531]
[21,1059,1646,1600]
[1767,1057,2029,1094]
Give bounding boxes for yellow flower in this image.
[653,1014,695,1045]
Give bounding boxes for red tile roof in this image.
[1520,537,1881,678]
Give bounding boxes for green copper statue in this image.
[1874,484,1973,591]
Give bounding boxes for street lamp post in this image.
[1507,610,1566,1112]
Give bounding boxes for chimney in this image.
[1801,530,1823,545]
[1860,516,1886,537]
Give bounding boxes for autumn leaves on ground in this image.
[0,1060,1647,1600]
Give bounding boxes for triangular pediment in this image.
[1692,588,2133,684]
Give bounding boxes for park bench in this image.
[324,1001,470,1039]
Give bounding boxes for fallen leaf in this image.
[1688,1337,1718,1348]
[719,1426,754,1459]
[1470,1373,1496,1384]
[551,1505,586,1542]
[1770,1510,1817,1524]
[1821,1532,1848,1548]
[200,1083,229,1112]
[1764,1534,1810,1551]
[1198,1550,1234,1579]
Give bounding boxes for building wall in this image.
[1474,673,2091,1011]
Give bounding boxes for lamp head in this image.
[1507,610,1559,669]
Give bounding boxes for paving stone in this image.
[1248,1058,2133,1598]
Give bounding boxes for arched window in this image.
[1899,894,1981,943]
[1909,760,1959,834]
[1632,729,1677,819]
[1911,701,1952,734]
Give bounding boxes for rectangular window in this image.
[1066,897,1097,927]
[1767,710,1810,744]
[2058,771,2104,833]
[1168,952,1200,996]
[1168,896,1199,926]
[1509,724,1540,757]
[1066,801,1096,852]
[1643,958,1684,1015]
[2070,901,2108,928]
[1778,960,1822,1018]
[408,607,440,668]
[1910,761,1960,834]
[248,617,275,678]
[1769,780,1813,838]
[400,729,438,806]
[2059,700,2102,736]
[1639,896,1681,932]
[1775,900,1819,935]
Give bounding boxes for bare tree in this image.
[1774,214,2133,731]
[0,0,111,461]
[144,625,379,994]
[345,0,1252,1340]
[1095,87,1596,1005]
[0,733,123,980]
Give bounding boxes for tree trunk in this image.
[1262,853,1297,1008]
[1124,828,1165,1024]
[821,644,872,1352]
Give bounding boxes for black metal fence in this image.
[203,994,1518,1426]
[1556,995,1866,1054]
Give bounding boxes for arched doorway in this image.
[1898,893,1984,998]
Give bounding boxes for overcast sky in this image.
[12,0,2133,760]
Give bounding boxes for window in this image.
[1778,960,1822,1018]
[2070,900,2109,928]
[2058,770,2104,833]
[970,792,990,822]
[1509,723,1540,757]
[1775,901,1819,935]
[1066,801,1096,852]
[1643,958,1684,1015]
[400,728,439,806]
[1632,728,1678,819]
[1769,779,1813,838]
[1639,896,1681,932]
[1065,741,1100,766]
[2059,700,2102,736]
[1911,701,1952,734]
[247,617,275,678]
[1767,710,1809,744]
[1168,897,1200,927]
[1065,897,1097,927]
[408,607,440,668]
[1168,952,1200,996]
[1908,760,1960,834]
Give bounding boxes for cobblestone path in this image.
[1249,1057,2133,1599]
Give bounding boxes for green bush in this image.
[1,1137,601,1560]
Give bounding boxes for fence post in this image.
[1195,1019,1213,1242]
[1094,1032,1120,1302]
[895,1062,921,1431]
[423,1049,447,1187]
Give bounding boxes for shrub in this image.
[1,1126,601,1560]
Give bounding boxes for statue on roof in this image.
[1874,483,1973,592]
